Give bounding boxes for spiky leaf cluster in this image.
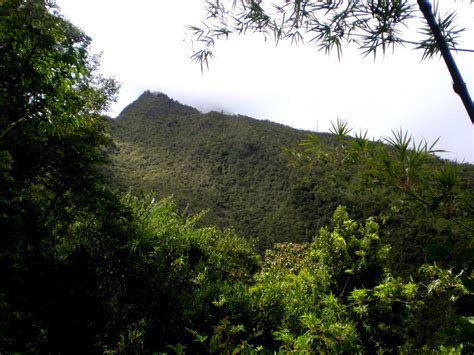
[189,0,468,68]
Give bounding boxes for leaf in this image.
[329,117,352,137]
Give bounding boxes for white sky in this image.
[57,0,473,162]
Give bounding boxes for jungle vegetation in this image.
[1,0,473,353]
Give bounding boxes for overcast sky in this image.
[57,0,473,162]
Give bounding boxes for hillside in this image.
[104,91,472,263]
[104,91,333,248]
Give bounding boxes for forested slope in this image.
[3,2,474,352]
[105,91,331,248]
[105,91,472,273]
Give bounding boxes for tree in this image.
[284,120,474,351]
[0,0,118,350]
[189,0,474,122]
[288,120,474,233]
[184,206,467,353]
[0,3,259,352]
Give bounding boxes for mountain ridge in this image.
[105,91,329,248]
[104,91,473,261]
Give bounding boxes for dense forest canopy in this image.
[1,0,473,353]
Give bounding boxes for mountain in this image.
[104,91,336,248]
[103,91,472,266]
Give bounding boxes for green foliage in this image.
[105,91,334,249]
[329,117,352,137]
[290,119,472,243]
[2,1,473,353]
[286,119,474,352]
[355,126,471,232]
[201,206,465,353]
[0,0,119,351]
[0,0,117,137]
[106,93,474,280]
[83,194,260,352]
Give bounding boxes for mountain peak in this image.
[117,90,200,119]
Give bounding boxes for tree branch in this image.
[417,0,474,124]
